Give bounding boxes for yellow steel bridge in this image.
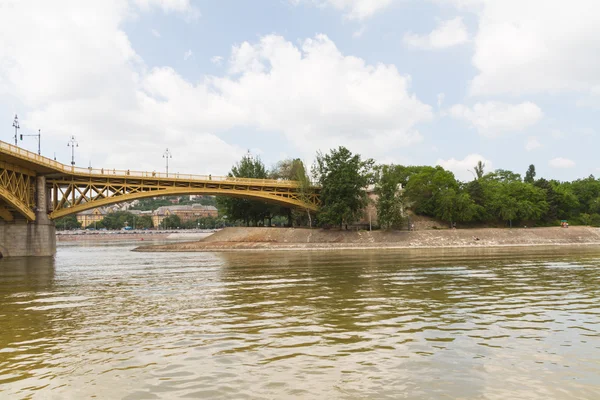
[0,140,320,222]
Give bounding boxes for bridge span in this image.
[0,140,319,257]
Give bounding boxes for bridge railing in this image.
[0,140,315,187]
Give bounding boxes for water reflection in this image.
[0,245,599,399]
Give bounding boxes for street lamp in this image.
[67,135,78,166]
[20,128,41,155]
[12,115,19,146]
[163,148,172,177]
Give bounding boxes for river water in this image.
[1,240,599,399]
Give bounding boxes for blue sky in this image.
[1,0,598,182]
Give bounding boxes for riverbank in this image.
[133,226,600,252]
[57,230,214,242]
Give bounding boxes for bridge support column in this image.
[0,176,55,258]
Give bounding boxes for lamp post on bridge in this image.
[20,129,41,155]
[163,148,172,177]
[67,135,78,166]
[12,115,19,146]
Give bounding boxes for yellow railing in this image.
[0,140,316,187]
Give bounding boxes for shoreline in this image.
[57,230,214,242]
[133,226,600,253]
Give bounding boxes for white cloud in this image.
[404,17,469,49]
[296,0,394,20]
[210,56,224,65]
[0,2,432,173]
[437,93,445,108]
[525,136,541,151]
[437,154,492,181]
[549,157,575,169]
[133,0,199,17]
[467,0,600,95]
[214,34,432,156]
[448,101,543,138]
[151,28,161,37]
[183,49,193,60]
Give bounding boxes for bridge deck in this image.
[0,140,320,221]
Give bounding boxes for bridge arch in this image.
[0,185,35,221]
[49,187,319,220]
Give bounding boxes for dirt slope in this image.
[134,226,600,252]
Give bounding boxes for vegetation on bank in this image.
[218,147,600,229]
[55,146,600,230]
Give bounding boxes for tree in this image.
[435,188,477,227]
[294,160,315,228]
[216,153,272,226]
[403,166,459,217]
[485,169,522,183]
[313,146,374,229]
[162,214,182,229]
[474,160,485,180]
[97,211,138,230]
[135,215,153,229]
[374,164,405,229]
[55,215,81,230]
[524,164,536,184]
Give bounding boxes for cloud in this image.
[214,34,432,156]
[525,136,541,151]
[437,153,492,181]
[133,0,200,18]
[151,28,161,38]
[466,0,600,96]
[549,157,575,169]
[183,49,193,60]
[437,93,445,108]
[448,101,543,138]
[210,56,224,65]
[403,17,469,49]
[295,0,394,20]
[0,2,432,173]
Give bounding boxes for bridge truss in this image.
[48,174,320,220]
[0,161,36,221]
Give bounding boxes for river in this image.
[1,240,599,399]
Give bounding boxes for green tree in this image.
[403,166,459,216]
[435,188,477,227]
[134,215,153,229]
[374,164,405,229]
[217,153,272,226]
[524,164,536,183]
[473,160,485,180]
[313,146,374,229]
[162,214,182,229]
[55,215,81,230]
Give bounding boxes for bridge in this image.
[0,140,320,257]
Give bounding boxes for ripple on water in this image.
[0,245,600,398]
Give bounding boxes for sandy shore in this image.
[57,231,214,242]
[133,226,600,252]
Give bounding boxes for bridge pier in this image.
[0,176,55,258]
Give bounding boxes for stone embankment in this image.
[134,226,600,252]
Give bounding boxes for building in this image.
[152,204,218,227]
[76,207,108,228]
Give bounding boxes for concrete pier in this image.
[0,218,56,258]
[0,176,56,258]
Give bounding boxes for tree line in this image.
[56,146,600,230]
[219,147,600,229]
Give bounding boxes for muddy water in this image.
[1,241,599,399]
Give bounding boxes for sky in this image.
[1,0,599,182]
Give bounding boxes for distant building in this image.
[76,207,108,228]
[152,204,218,227]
